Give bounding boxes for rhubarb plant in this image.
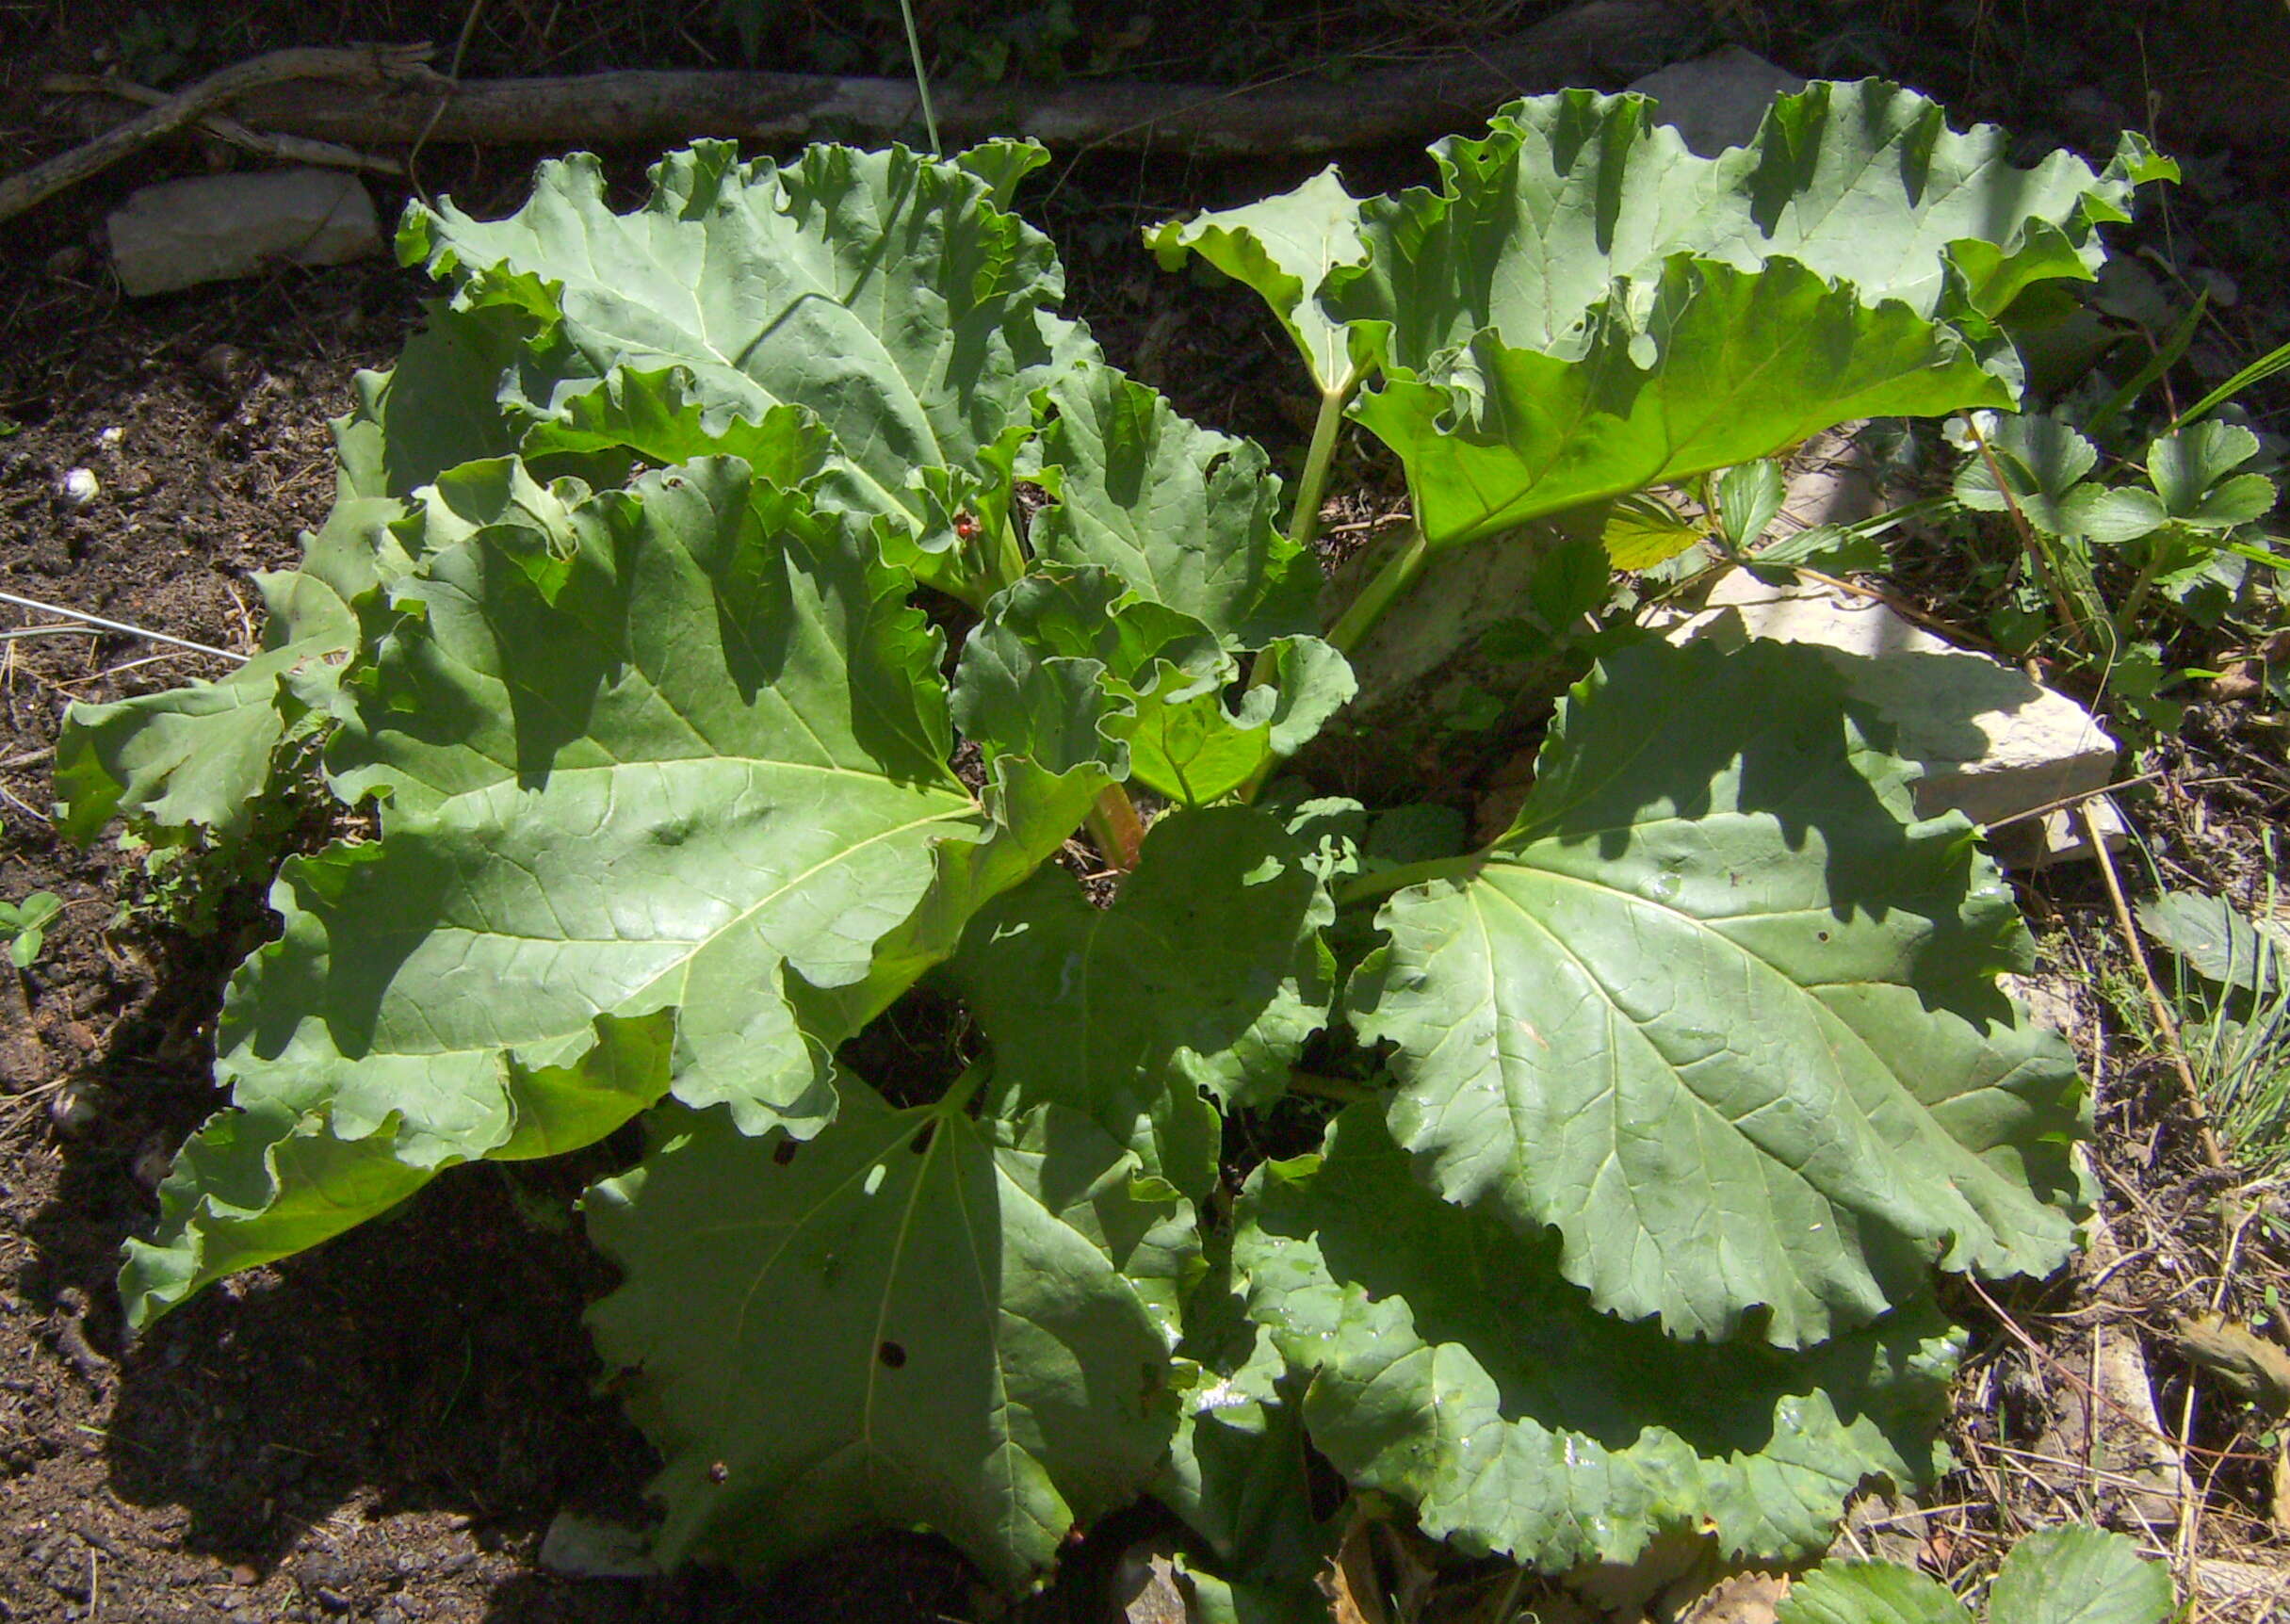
[65,84,2168,1596]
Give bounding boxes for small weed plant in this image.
[0,889,59,969]
[62,85,2179,1599]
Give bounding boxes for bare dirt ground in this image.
[3,2,2289,1621]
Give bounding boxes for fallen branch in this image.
[0,44,438,225]
[41,73,404,177]
[224,0,1697,156]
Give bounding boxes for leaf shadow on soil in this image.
[21,957,980,1621]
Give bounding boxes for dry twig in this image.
[0,44,437,224]
[39,73,402,176]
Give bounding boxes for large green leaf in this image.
[126,458,990,1324]
[399,139,1094,591]
[1325,84,2171,371]
[1348,640,2086,1345]
[951,805,1333,1192]
[1236,1106,1961,1569]
[1161,85,2169,558]
[583,1090,1184,1589]
[122,1012,674,1328]
[1352,255,2012,551]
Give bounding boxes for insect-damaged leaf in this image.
[584,1091,1183,1589]
[1236,1106,1961,1570]
[124,459,991,1325]
[1348,640,2087,1345]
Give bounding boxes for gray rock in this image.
[1660,573,2122,860]
[106,168,381,298]
[1628,46,1808,156]
[537,1510,657,1580]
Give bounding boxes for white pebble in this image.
[95,426,123,451]
[59,467,100,505]
[49,1081,102,1138]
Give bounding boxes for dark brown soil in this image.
[2,2,2287,1621]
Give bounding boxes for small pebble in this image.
[58,468,99,505]
[94,427,122,452]
[48,1081,102,1139]
[131,1131,174,1194]
[197,344,252,388]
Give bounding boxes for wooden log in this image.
[224,1,1699,156]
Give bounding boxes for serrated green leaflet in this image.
[1350,640,2085,1344]
[584,1091,1182,1588]
[951,805,1333,1192]
[1237,1106,1959,1568]
[1986,1525,2173,1624]
[400,138,1093,595]
[1778,1562,1973,1624]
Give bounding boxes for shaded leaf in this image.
[584,1092,1181,1589]
[1030,365,1321,649]
[951,805,1333,1191]
[2136,889,2283,994]
[1236,1106,1962,1568]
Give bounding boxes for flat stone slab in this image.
[1628,46,1807,156]
[1663,572,2121,850]
[107,168,381,298]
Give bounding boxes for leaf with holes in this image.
[583,1088,1184,1587]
